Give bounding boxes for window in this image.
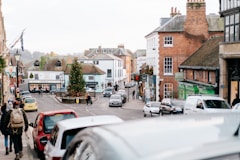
[208,71,212,83]
[164,57,173,75]
[164,83,173,98]
[93,61,99,64]
[107,69,112,77]
[34,74,39,80]
[164,36,173,47]
[69,141,97,160]
[224,13,240,42]
[88,76,94,80]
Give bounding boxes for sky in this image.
[2,0,219,55]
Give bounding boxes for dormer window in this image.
[34,60,40,66]
[56,60,61,66]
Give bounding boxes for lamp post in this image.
[14,51,21,88]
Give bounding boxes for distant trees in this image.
[68,58,85,96]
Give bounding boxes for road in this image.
[22,87,144,159]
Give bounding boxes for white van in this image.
[184,95,232,114]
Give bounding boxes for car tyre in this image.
[150,111,152,117]
[144,113,146,117]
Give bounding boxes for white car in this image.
[184,95,232,114]
[143,101,161,117]
[109,94,123,107]
[44,115,123,160]
[62,112,240,160]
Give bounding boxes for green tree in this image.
[0,56,6,103]
[0,56,6,73]
[68,58,85,96]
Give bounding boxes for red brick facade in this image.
[158,0,223,100]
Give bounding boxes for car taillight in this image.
[52,157,61,160]
[38,125,43,132]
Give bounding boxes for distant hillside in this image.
[10,49,45,64]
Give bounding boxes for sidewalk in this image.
[0,128,34,160]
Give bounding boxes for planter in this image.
[61,97,76,104]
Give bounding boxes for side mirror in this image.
[196,104,204,110]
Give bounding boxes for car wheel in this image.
[150,111,152,117]
[144,113,146,117]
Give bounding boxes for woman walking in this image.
[0,103,13,155]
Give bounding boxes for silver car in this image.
[143,101,161,117]
[109,94,122,107]
[62,112,240,160]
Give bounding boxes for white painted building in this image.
[78,54,125,88]
[27,71,64,92]
[145,29,160,101]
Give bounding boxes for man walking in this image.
[4,101,29,160]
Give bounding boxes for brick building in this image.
[146,0,224,101]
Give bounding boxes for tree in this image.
[68,58,85,96]
[0,56,6,73]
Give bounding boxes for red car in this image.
[30,109,78,158]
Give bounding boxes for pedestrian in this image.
[132,90,135,99]
[4,101,28,160]
[86,93,92,105]
[0,103,13,155]
[232,93,240,107]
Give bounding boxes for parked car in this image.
[116,89,127,103]
[44,115,123,160]
[103,87,114,97]
[143,101,161,117]
[19,90,31,99]
[62,112,240,160]
[184,95,232,114]
[159,98,185,115]
[30,109,78,158]
[109,94,122,107]
[23,97,38,112]
[50,88,66,94]
[21,94,32,101]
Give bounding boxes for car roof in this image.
[39,109,77,116]
[75,112,240,159]
[187,95,225,100]
[111,94,121,97]
[56,115,123,131]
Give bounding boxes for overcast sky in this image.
[2,0,219,55]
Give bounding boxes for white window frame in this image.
[164,57,173,75]
[164,83,173,98]
[164,36,173,47]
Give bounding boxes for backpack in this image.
[9,108,24,128]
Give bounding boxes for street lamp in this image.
[14,51,21,88]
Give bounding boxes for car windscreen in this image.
[151,103,160,107]
[111,95,121,99]
[204,100,231,109]
[25,98,35,103]
[43,113,76,134]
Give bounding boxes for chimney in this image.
[117,44,124,48]
[170,7,181,17]
[184,0,208,38]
